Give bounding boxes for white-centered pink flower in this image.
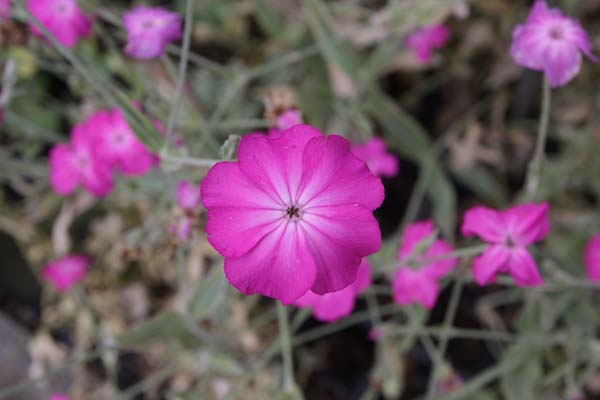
[42,255,90,292]
[27,0,92,48]
[584,234,600,283]
[405,24,450,64]
[510,0,596,87]
[201,125,384,304]
[351,137,399,178]
[461,202,550,286]
[393,221,457,309]
[295,259,372,322]
[123,6,182,60]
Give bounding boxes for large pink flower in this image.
[393,221,457,309]
[42,255,90,292]
[27,0,92,48]
[510,0,596,87]
[0,0,10,19]
[49,122,114,197]
[584,234,600,283]
[295,259,372,322]
[123,6,182,60]
[351,137,399,178]
[92,108,157,176]
[461,203,550,286]
[405,24,450,64]
[201,125,384,304]
[176,180,201,212]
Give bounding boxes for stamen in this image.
[286,205,300,219]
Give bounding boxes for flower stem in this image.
[524,78,552,200]
[276,302,295,391]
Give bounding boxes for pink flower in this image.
[201,125,384,304]
[27,0,92,48]
[92,108,156,176]
[295,259,372,322]
[351,137,399,178]
[49,122,114,197]
[405,24,450,63]
[584,234,600,283]
[510,1,597,88]
[461,203,550,287]
[267,109,304,139]
[0,0,10,19]
[123,6,182,60]
[176,180,201,212]
[393,221,458,309]
[50,395,69,400]
[42,255,90,292]
[169,217,192,241]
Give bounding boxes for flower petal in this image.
[295,287,356,323]
[393,268,440,309]
[461,206,507,243]
[472,245,510,286]
[504,202,550,246]
[49,144,79,195]
[507,248,544,287]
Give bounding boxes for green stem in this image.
[277,302,295,390]
[524,78,552,200]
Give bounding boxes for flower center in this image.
[286,205,300,219]
[549,26,564,40]
[505,236,517,248]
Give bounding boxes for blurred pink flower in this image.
[405,24,450,63]
[510,0,596,87]
[584,234,600,283]
[123,6,182,60]
[0,0,10,19]
[267,109,303,139]
[92,108,157,176]
[50,395,69,400]
[176,180,202,212]
[49,122,114,197]
[201,125,384,304]
[42,255,90,292]
[393,221,457,308]
[351,137,399,178]
[461,202,550,286]
[169,217,192,241]
[295,259,372,322]
[27,0,92,48]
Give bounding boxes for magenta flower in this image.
[123,6,182,60]
[510,1,597,88]
[201,125,384,304]
[461,203,550,286]
[584,234,600,283]
[49,122,114,197]
[405,24,450,63]
[27,0,92,48]
[92,108,156,176]
[393,221,457,309]
[0,0,10,19]
[42,255,90,292]
[267,109,304,139]
[176,180,201,212]
[351,137,399,178]
[295,259,371,322]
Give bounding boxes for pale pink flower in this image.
[461,203,550,286]
[92,108,156,176]
[510,0,596,88]
[393,221,457,309]
[295,259,371,322]
[50,395,69,400]
[27,0,92,48]
[0,0,10,19]
[176,180,201,212]
[49,122,114,197]
[405,24,450,63]
[123,6,182,60]
[351,137,399,178]
[169,217,192,241]
[368,326,385,341]
[201,125,384,304]
[584,234,600,283]
[267,109,304,139]
[42,255,90,292]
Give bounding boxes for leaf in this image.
[189,266,228,319]
[118,311,189,347]
[427,162,457,240]
[500,344,541,400]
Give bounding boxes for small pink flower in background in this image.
[0,0,11,19]
[351,137,399,178]
[201,124,384,304]
[169,217,192,241]
[27,0,92,48]
[176,180,201,212]
[584,234,600,283]
[393,221,457,308]
[295,259,372,322]
[123,6,182,60]
[49,122,114,197]
[92,108,157,176]
[267,109,304,139]
[368,326,385,341]
[510,0,596,88]
[461,202,550,287]
[405,24,450,63]
[50,395,69,400]
[42,255,90,292]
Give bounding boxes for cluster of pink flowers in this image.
[43,255,90,292]
[49,107,157,197]
[23,0,181,59]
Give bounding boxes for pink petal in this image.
[461,206,507,244]
[295,286,356,323]
[393,268,440,309]
[472,245,510,286]
[353,259,372,294]
[49,144,79,195]
[224,222,317,304]
[544,43,582,87]
[506,247,544,287]
[176,180,201,211]
[42,255,90,292]
[584,234,600,283]
[503,202,550,246]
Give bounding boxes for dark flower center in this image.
[286,205,300,219]
[505,236,517,248]
[549,26,564,40]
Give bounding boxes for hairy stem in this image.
[277,302,295,390]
